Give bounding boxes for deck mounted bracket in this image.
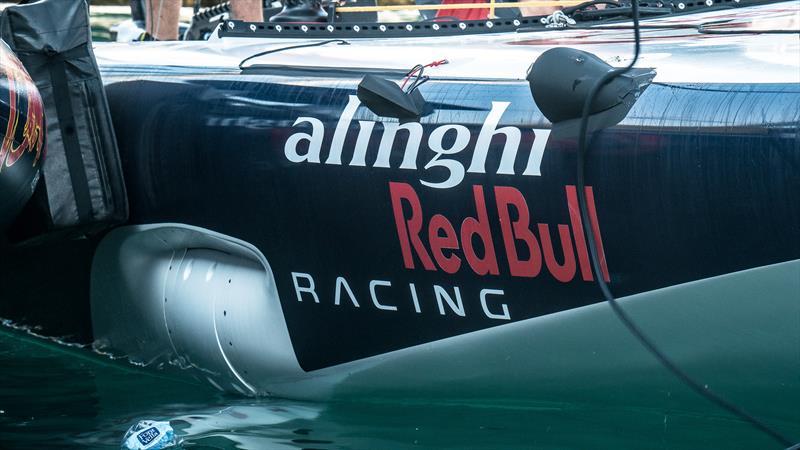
[357,74,426,120]
[528,47,655,137]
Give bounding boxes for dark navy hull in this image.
[101,71,800,371]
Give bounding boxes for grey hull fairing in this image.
[91,224,800,412]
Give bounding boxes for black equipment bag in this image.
[1,0,128,242]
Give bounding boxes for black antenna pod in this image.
[527,47,654,138]
[357,74,427,120]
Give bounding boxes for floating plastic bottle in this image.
[121,420,177,450]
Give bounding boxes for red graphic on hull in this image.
[390,182,610,283]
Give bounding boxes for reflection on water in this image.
[0,325,796,450]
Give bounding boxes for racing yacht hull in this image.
[0,1,798,408]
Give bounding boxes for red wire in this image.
[425,59,449,68]
[401,59,449,89]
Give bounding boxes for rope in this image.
[337,0,586,13]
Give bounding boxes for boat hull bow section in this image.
[90,18,800,398]
[91,224,800,405]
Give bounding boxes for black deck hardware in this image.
[357,74,427,119]
[217,0,774,39]
[528,47,655,137]
[220,16,539,39]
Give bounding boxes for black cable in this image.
[573,1,799,448]
[405,65,429,93]
[407,75,430,93]
[404,64,425,78]
[238,39,350,69]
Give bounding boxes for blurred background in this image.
[0,0,420,41]
[0,1,209,41]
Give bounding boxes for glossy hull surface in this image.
[10,1,798,402]
[97,67,800,373]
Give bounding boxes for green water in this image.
[0,325,797,449]
[1,8,791,450]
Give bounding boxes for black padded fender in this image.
[1,0,127,243]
